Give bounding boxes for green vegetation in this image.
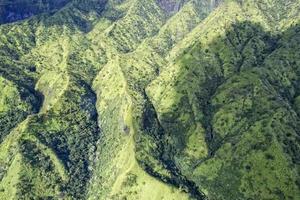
[0,0,299,199]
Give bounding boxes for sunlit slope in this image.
[147,1,300,199]
[0,0,299,200]
[0,0,213,199]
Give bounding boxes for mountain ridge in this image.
[0,0,299,199]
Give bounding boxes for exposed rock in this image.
[157,0,187,13]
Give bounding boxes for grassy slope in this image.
[0,1,105,199]
[0,0,204,199]
[147,1,300,199]
[88,1,214,199]
[0,0,299,200]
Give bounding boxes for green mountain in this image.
[0,0,299,199]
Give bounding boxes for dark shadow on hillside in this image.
[36,0,108,33]
[138,20,300,200]
[0,0,71,24]
[0,0,109,33]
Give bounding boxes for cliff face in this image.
[156,0,188,13]
[0,0,71,24]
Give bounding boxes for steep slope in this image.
[0,0,299,200]
[0,0,106,199]
[0,0,208,199]
[147,1,300,199]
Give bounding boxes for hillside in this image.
[0,0,299,199]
